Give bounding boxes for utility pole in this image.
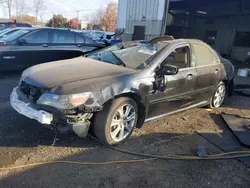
[7,0,12,19]
[76,10,80,20]
[52,14,55,27]
[50,12,55,27]
[1,4,6,18]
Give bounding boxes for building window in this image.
[204,31,217,45]
[234,32,250,47]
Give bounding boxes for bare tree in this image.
[39,11,44,23]
[33,0,46,23]
[1,4,7,18]
[5,0,12,19]
[83,8,103,25]
[13,0,26,20]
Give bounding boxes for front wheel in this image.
[93,97,138,145]
[210,82,226,108]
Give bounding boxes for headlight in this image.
[37,92,92,110]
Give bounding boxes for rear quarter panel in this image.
[220,58,234,81]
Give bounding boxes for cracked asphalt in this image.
[0,73,250,188]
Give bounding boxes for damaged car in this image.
[10,38,235,145]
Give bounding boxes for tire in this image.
[209,82,226,108]
[93,97,138,145]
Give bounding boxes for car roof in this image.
[169,38,211,47]
[10,27,34,30]
[151,37,209,47]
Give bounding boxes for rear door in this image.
[10,29,50,70]
[147,44,197,119]
[191,43,222,103]
[50,30,83,61]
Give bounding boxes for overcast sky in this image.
[0,0,118,21]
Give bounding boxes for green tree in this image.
[46,14,68,28]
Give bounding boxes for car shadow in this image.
[220,94,250,110]
[0,92,250,149]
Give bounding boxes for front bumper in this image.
[10,87,91,137]
[10,87,53,124]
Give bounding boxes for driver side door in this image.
[10,29,50,70]
[147,44,197,119]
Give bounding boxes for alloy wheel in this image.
[213,85,226,108]
[110,104,136,142]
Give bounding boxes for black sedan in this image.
[10,37,234,145]
[0,28,105,71]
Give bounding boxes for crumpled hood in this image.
[22,57,135,88]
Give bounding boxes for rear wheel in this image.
[210,82,226,108]
[93,97,138,145]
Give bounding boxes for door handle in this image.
[186,74,194,80]
[215,69,220,74]
[42,44,49,47]
[76,44,82,47]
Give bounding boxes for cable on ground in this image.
[1,134,250,171]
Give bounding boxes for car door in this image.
[50,30,83,61]
[10,29,50,70]
[0,43,15,71]
[191,43,222,103]
[147,44,197,119]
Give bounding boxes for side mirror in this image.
[18,39,26,45]
[162,65,179,75]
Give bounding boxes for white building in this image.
[117,0,170,41]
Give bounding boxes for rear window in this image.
[0,23,9,30]
[51,30,75,44]
[2,29,30,41]
[192,44,218,66]
[76,35,85,43]
[0,29,19,37]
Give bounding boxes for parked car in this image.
[0,27,27,39]
[0,20,32,30]
[0,28,105,71]
[71,29,106,46]
[82,30,116,46]
[10,38,235,145]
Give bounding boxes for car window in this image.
[0,23,9,30]
[2,29,30,41]
[87,42,167,70]
[161,46,189,69]
[192,44,218,66]
[0,28,11,35]
[21,30,49,43]
[75,35,85,43]
[4,29,19,36]
[51,30,75,44]
[90,31,104,39]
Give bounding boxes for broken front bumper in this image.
[10,87,91,137]
[10,87,53,124]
